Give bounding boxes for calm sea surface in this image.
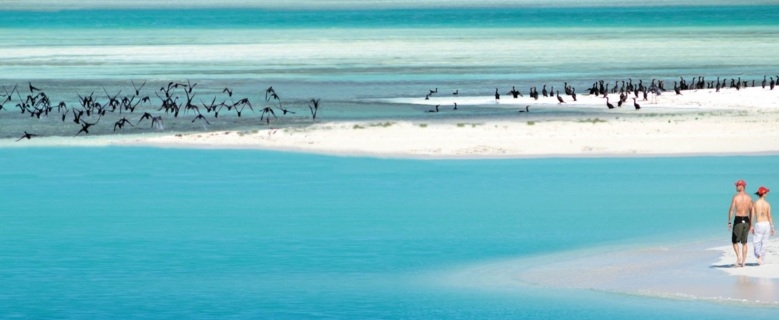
[1,148,778,318]
[2,4,779,318]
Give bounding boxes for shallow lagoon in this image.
[1,147,777,318]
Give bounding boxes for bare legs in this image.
[732,243,748,267]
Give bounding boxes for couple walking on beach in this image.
[728,180,775,267]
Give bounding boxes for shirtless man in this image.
[728,180,753,267]
[750,186,774,265]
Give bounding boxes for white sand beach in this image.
[440,238,779,306]
[103,87,779,158]
[710,242,779,279]
[3,87,778,158]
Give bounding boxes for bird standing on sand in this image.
[556,91,564,104]
[494,88,500,101]
[605,97,614,109]
[632,98,641,110]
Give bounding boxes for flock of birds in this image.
[3,75,778,142]
[0,80,322,142]
[421,75,779,113]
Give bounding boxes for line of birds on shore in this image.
[0,81,322,142]
[4,75,778,142]
[421,75,778,113]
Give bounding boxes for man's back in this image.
[732,192,753,217]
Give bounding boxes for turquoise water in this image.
[2,3,779,318]
[1,148,779,318]
[3,6,778,29]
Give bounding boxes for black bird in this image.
[200,96,219,113]
[494,88,500,101]
[56,101,68,113]
[509,86,522,98]
[185,79,197,94]
[428,88,438,95]
[191,113,210,125]
[453,102,458,110]
[278,106,296,115]
[571,88,577,101]
[632,98,641,110]
[137,112,154,125]
[233,102,249,117]
[605,97,615,109]
[308,98,321,120]
[223,87,233,97]
[2,84,18,102]
[113,117,134,132]
[260,106,277,125]
[518,106,530,113]
[75,117,101,136]
[452,90,458,95]
[556,91,564,104]
[16,131,38,142]
[265,86,276,102]
[71,109,84,124]
[426,105,440,113]
[28,82,41,93]
[131,80,146,96]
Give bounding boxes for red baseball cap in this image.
[756,186,770,196]
[735,180,746,187]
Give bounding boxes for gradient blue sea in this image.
[2,4,779,319]
[2,148,779,318]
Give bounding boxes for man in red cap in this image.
[728,179,752,267]
[751,186,774,265]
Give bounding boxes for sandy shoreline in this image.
[2,87,778,158]
[438,237,779,306]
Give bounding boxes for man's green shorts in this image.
[732,221,750,244]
